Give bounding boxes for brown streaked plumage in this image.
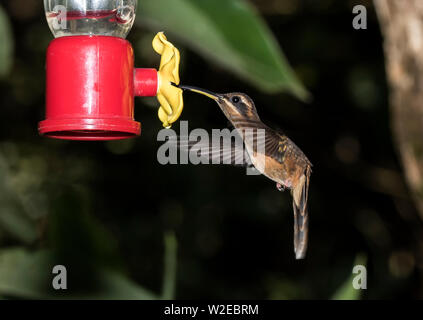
[176,85,312,259]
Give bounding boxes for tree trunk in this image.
[374,0,423,219]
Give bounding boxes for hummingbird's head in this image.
[176,85,260,121]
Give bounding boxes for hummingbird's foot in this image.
[276,183,285,192]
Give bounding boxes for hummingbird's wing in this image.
[262,128,312,168]
[167,133,253,167]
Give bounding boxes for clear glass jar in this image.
[44,0,137,38]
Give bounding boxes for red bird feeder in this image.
[40,0,183,141]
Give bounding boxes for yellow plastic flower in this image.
[152,32,183,128]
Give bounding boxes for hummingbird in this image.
[175,84,312,259]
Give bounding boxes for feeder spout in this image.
[134,68,159,97]
[133,33,183,128]
[153,32,184,128]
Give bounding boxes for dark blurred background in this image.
[0,0,422,299]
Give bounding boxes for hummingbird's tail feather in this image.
[292,166,311,260]
[293,202,308,260]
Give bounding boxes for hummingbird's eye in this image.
[232,96,240,103]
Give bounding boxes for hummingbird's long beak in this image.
[174,84,221,101]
